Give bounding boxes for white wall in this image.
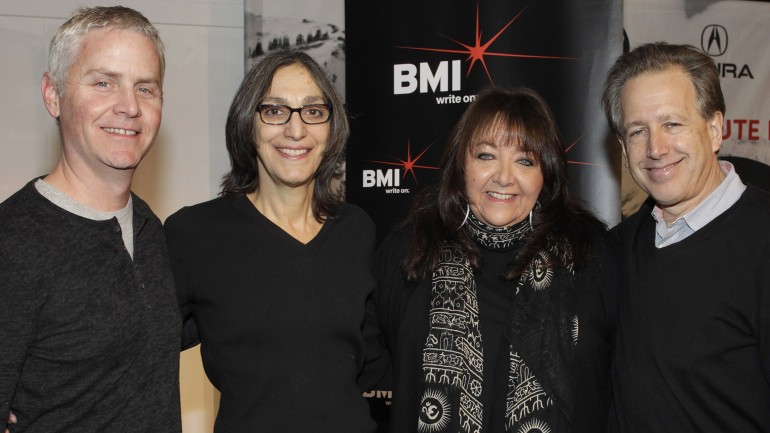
[0,1,244,431]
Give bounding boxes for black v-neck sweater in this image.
[165,195,387,433]
[611,186,770,432]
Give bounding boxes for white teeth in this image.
[103,127,137,136]
[488,192,513,199]
[279,148,309,156]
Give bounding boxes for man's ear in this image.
[41,72,61,119]
[708,111,724,153]
[619,136,629,168]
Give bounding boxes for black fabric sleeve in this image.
[758,230,770,384]
[164,211,200,351]
[0,253,36,428]
[596,229,621,345]
[356,210,392,391]
[357,290,392,391]
[372,227,413,359]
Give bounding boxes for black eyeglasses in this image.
[256,104,332,125]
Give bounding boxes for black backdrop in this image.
[344,0,623,429]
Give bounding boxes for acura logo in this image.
[701,25,728,57]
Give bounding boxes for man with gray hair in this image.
[0,6,181,432]
[603,42,770,432]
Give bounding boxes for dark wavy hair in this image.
[403,86,603,280]
[220,50,349,221]
[602,42,726,138]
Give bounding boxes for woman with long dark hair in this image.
[165,50,387,433]
[376,87,618,433]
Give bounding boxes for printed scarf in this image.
[419,212,577,433]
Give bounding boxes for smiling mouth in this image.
[103,127,137,136]
[487,191,514,200]
[279,148,309,156]
[646,159,682,174]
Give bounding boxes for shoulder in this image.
[0,182,44,259]
[374,224,414,291]
[722,187,770,246]
[611,198,654,240]
[553,206,608,249]
[0,180,57,247]
[579,214,610,241]
[165,195,237,231]
[163,195,241,253]
[131,193,162,225]
[0,180,40,219]
[737,185,770,217]
[335,202,374,225]
[375,223,412,267]
[330,202,376,237]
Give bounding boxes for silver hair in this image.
[48,6,165,96]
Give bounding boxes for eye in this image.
[301,105,329,120]
[476,152,494,160]
[96,81,109,88]
[518,158,534,167]
[303,106,321,116]
[624,127,647,143]
[262,105,288,117]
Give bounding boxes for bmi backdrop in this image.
[345,0,622,429]
[345,0,623,246]
[248,1,622,429]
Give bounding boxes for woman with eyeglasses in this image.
[164,50,388,433]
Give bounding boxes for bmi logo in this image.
[362,140,439,194]
[392,2,572,98]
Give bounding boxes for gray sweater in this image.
[0,180,181,433]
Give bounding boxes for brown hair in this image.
[602,42,725,137]
[221,50,349,221]
[404,86,602,280]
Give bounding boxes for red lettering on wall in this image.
[749,120,759,141]
[722,119,763,141]
[735,119,747,140]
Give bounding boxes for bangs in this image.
[467,114,540,158]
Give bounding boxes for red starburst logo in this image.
[367,139,440,185]
[394,2,574,84]
[565,137,610,167]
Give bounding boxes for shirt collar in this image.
[651,160,746,231]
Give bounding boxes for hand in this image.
[4,411,16,433]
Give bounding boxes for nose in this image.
[284,111,307,140]
[493,160,514,187]
[646,129,669,160]
[114,87,141,118]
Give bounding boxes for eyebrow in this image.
[261,95,326,105]
[621,120,645,132]
[83,68,161,86]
